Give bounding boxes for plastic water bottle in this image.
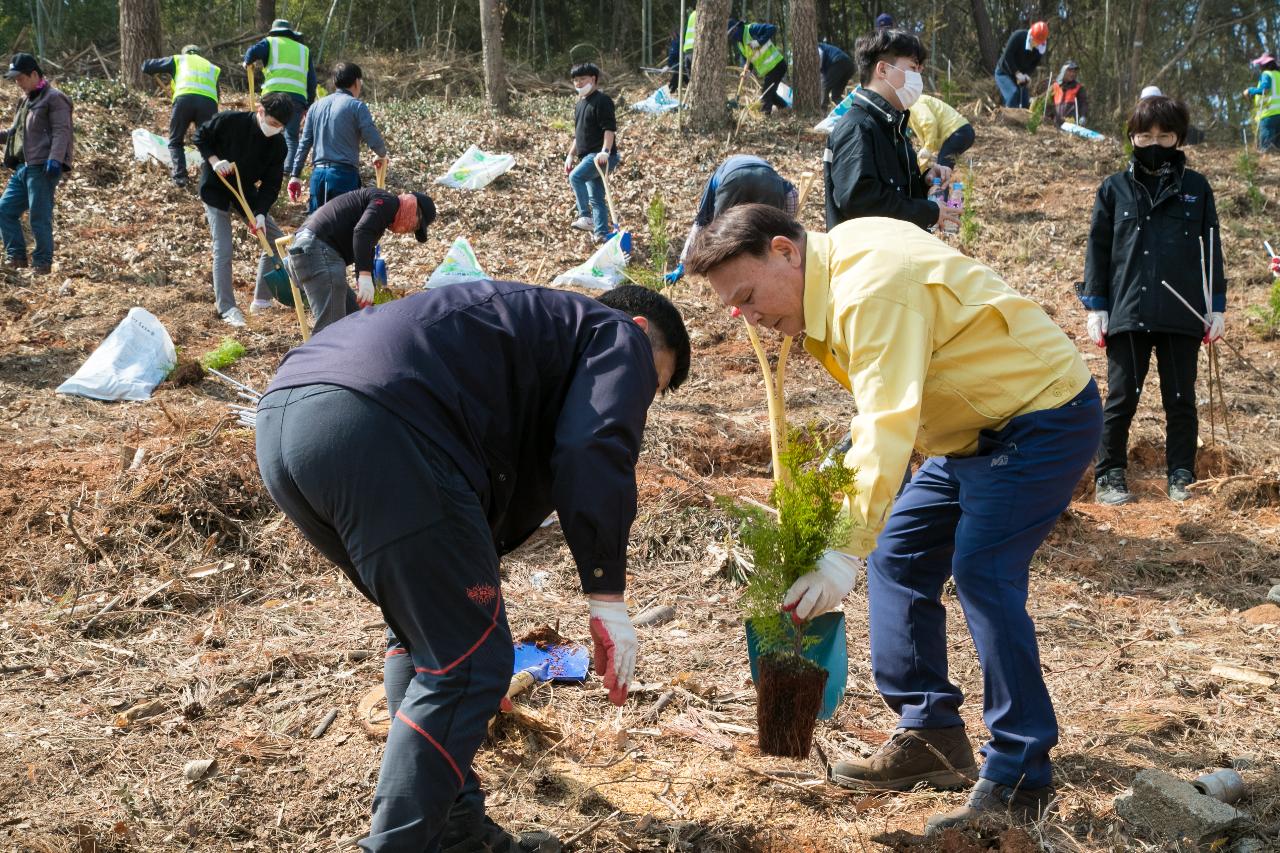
[944,181,964,234]
[928,177,945,204]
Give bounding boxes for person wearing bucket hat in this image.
[1046,60,1088,126]
[0,52,74,275]
[1243,52,1280,152]
[142,44,221,187]
[285,188,435,333]
[243,19,316,176]
[255,282,689,852]
[995,21,1047,108]
[192,91,295,326]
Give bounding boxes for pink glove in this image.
[588,598,637,706]
[288,177,302,203]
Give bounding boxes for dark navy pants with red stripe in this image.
[256,384,513,852]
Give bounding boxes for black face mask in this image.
[1132,144,1180,170]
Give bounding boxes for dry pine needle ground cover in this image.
[1,72,1279,852]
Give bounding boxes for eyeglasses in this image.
[1132,132,1177,147]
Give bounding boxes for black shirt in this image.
[264,281,658,594]
[573,89,618,156]
[997,29,1044,78]
[301,187,403,273]
[193,110,286,217]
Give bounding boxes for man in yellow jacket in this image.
[686,205,1100,832]
[908,93,974,178]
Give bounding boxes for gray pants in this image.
[204,204,283,316]
[286,229,358,334]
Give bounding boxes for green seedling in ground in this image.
[958,169,980,250]
[1236,151,1265,212]
[1248,276,1280,340]
[721,427,855,657]
[200,337,246,371]
[647,192,670,278]
[373,287,398,305]
[1025,95,1046,134]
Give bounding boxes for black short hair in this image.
[685,204,805,276]
[597,285,691,393]
[333,61,362,90]
[569,63,601,81]
[258,91,295,124]
[1127,95,1190,144]
[854,28,927,85]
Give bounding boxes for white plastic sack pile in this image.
[814,91,854,134]
[631,86,682,114]
[434,145,516,190]
[131,128,198,170]
[56,307,177,402]
[553,231,633,290]
[426,237,488,288]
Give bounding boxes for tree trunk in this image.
[789,0,820,114]
[256,0,276,33]
[969,0,998,73]
[479,0,509,114]
[685,0,730,131]
[119,0,163,89]
[1127,0,1152,97]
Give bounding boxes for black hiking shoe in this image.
[1095,468,1133,506]
[925,778,1057,834]
[1168,468,1195,502]
[440,811,561,853]
[827,726,976,792]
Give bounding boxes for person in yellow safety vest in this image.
[667,7,696,93]
[727,17,789,115]
[908,93,974,177]
[141,45,221,187]
[243,19,316,176]
[1243,52,1280,152]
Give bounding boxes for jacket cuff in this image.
[1079,294,1108,311]
[835,528,877,561]
[578,558,626,595]
[1212,292,1226,313]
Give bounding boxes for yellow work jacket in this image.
[908,94,969,169]
[801,220,1090,558]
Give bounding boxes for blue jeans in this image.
[994,72,1029,108]
[866,380,1101,789]
[308,163,361,212]
[0,164,60,267]
[1259,114,1280,152]
[281,92,309,175]
[568,151,619,236]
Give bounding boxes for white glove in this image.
[1015,72,1029,85]
[356,272,375,308]
[782,550,862,622]
[1206,311,1224,343]
[588,598,637,706]
[249,214,266,235]
[1086,310,1108,348]
[564,153,575,174]
[750,39,761,49]
[594,150,610,169]
[212,158,235,176]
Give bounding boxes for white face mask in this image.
[884,63,923,109]
[573,82,594,96]
[258,114,283,137]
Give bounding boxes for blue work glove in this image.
[44,159,62,178]
[664,263,685,285]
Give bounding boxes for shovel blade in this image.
[264,266,296,307]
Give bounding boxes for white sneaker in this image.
[249,299,275,314]
[221,307,247,327]
[570,216,594,231]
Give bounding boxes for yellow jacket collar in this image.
[803,231,834,343]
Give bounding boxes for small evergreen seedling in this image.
[200,337,246,371]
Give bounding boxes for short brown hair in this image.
[1127,95,1190,145]
[685,204,805,276]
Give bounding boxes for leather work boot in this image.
[1095,468,1133,505]
[440,810,561,853]
[827,726,977,791]
[925,778,1056,834]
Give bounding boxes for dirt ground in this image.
[1,72,1279,853]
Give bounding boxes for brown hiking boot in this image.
[925,778,1056,834]
[32,265,51,275]
[827,726,976,791]
[4,256,28,269]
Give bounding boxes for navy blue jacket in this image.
[818,42,850,73]
[265,281,658,594]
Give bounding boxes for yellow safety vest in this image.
[172,54,219,103]
[682,10,697,54]
[740,27,783,77]
[262,36,309,97]
[1255,69,1280,122]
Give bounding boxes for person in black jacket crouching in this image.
[1079,96,1226,505]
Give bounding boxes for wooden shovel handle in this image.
[275,235,311,343]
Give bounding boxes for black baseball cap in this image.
[411,192,436,242]
[5,53,40,79]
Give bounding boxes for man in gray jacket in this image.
[288,61,386,211]
[0,53,73,274]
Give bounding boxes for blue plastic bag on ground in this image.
[745,612,848,720]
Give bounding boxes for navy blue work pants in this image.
[256,384,512,853]
[866,380,1101,789]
